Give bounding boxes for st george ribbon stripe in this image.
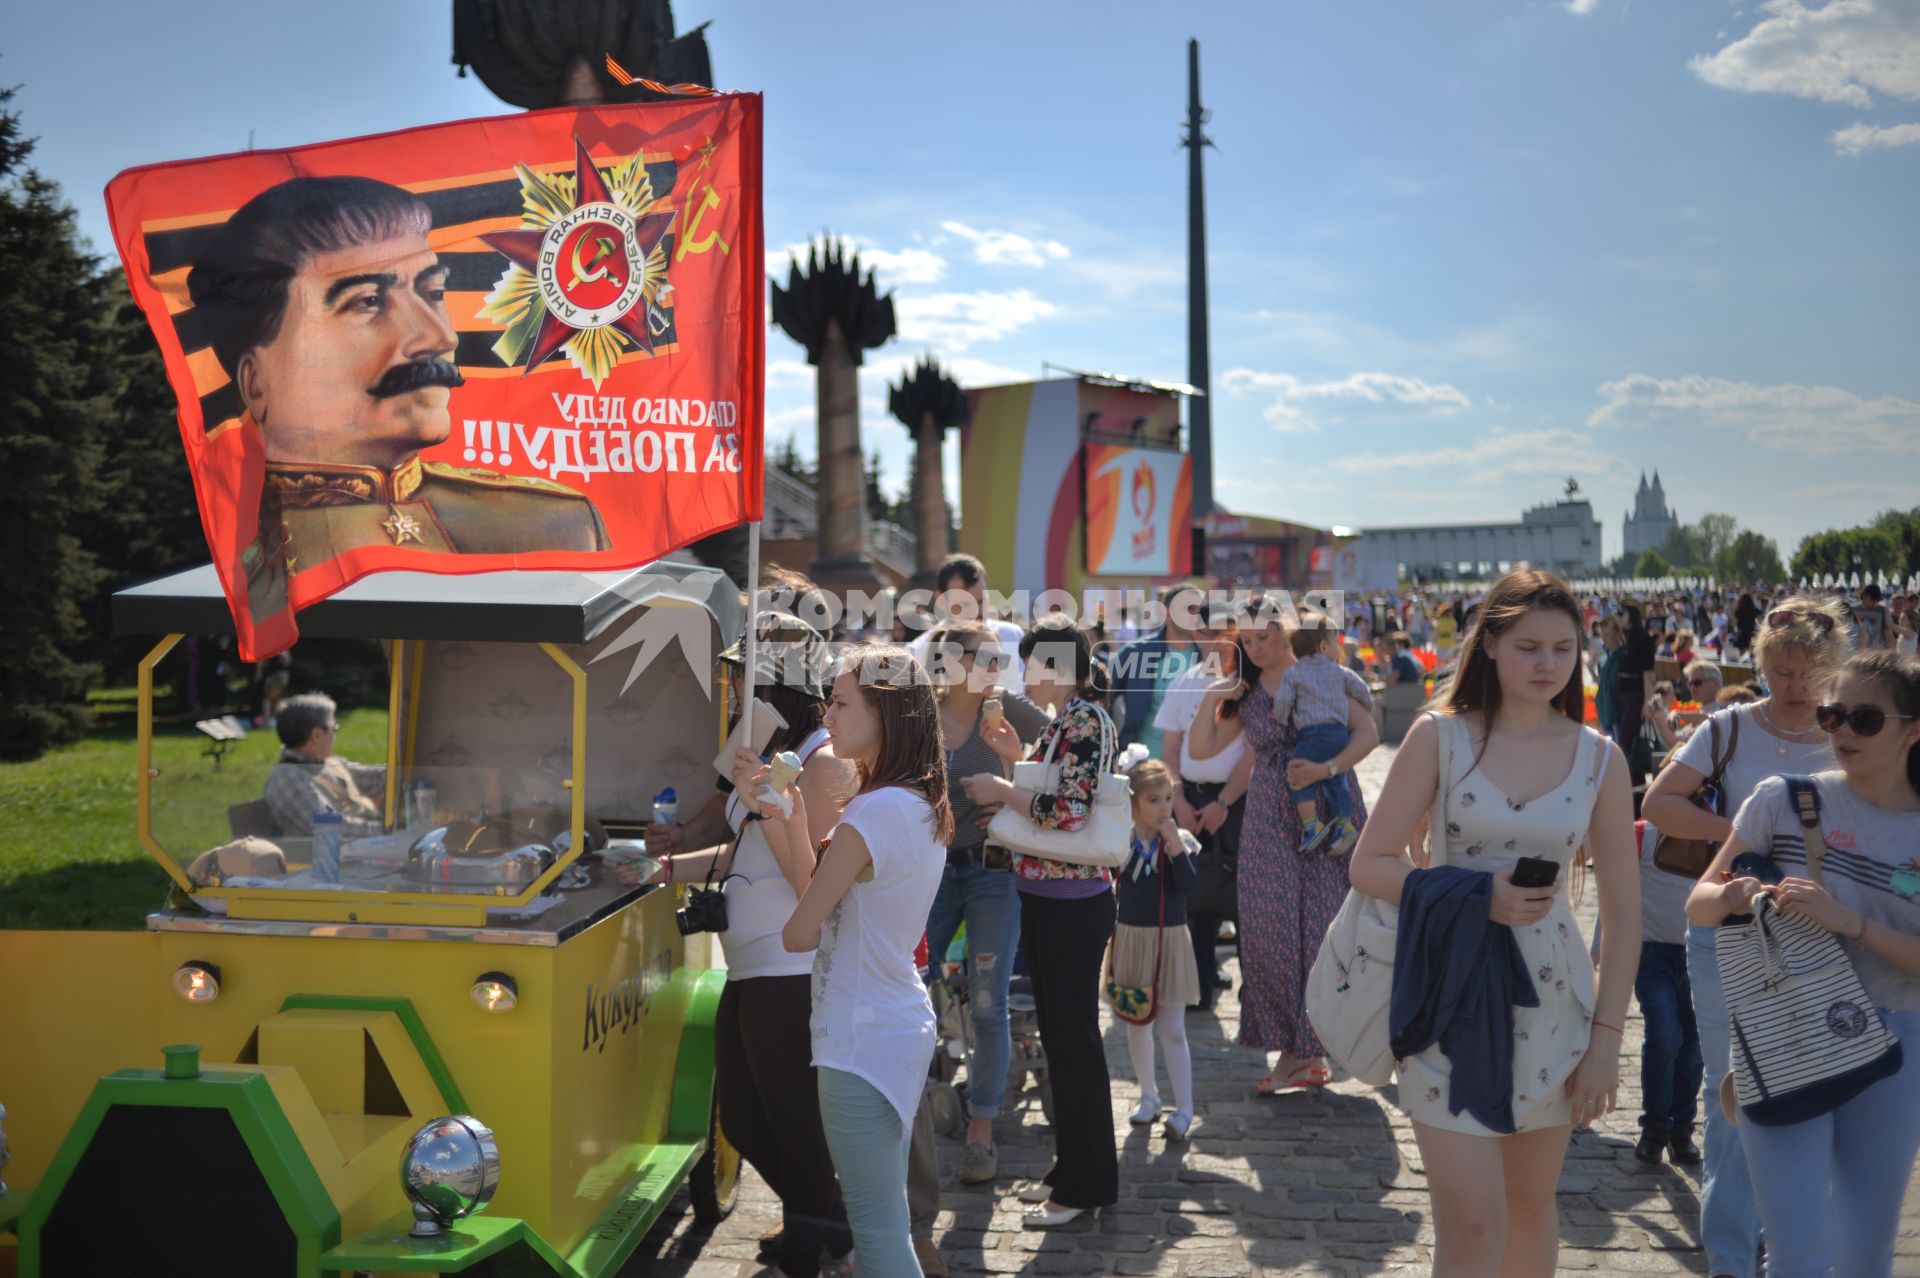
[141,162,679,276]
[155,157,686,432]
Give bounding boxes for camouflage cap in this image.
[719,610,833,699]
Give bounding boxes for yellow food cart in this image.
[0,559,744,1277]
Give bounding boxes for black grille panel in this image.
[41,1104,298,1277]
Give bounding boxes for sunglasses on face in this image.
[1767,608,1835,633]
[1688,676,1713,687]
[1815,703,1917,737]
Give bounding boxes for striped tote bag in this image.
[1715,777,1902,1126]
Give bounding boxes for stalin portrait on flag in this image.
[106,96,765,659]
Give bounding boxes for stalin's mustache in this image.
[368,359,465,400]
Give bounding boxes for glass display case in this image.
[117,562,740,929]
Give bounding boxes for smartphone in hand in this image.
[1510,856,1562,889]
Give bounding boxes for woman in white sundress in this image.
[1350,570,1640,1278]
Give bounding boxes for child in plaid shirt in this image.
[1273,612,1373,854]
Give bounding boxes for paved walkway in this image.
[627,742,1920,1276]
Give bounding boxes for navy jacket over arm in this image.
[1388,865,1540,1134]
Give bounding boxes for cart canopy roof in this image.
[113,560,742,646]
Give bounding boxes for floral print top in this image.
[1014,696,1117,885]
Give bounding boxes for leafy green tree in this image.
[1714,530,1785,585]
[1696,512,1739,566]
[1660,524,1705,573]
[1634,549,1671,578]
[0,89,116,758]
[1871,506,1920,578]
[1792,527,1901,582]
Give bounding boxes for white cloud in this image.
[765,239,947,286]
[765,404,815,432]
[1832,119,1920,154]
[940,221,1071,268]
[1330,428,1623,482]
[1689,0,1920,110]
[766,360,814,389]
[1221,368,1472,433]
[1567,0,1600,15]
[859,352,1032,392]
[894,289,1056,350]
[1587,373,1920,456]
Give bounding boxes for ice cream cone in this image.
[767,749,804,793]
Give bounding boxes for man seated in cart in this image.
[262,691,387,839]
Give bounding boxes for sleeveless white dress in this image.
[1398,717,1611,1136]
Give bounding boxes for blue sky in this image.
[7,0,1917,562]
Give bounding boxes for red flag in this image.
[105,98,764,658]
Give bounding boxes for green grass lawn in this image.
[0,704,388,930]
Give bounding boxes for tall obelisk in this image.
[1183,38,1216,517]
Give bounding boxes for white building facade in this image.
[1356,496,1604,582]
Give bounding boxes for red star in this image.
[481,137,677,372]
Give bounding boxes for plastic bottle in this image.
[312,806,343,884]
[652,787,678,829]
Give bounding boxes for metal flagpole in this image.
[740,520,762,759]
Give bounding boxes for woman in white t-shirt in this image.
[1642,595,1849,1278]
[1151,612,1250,1008]
[1685,650,1920,1278]
[647,620,858,1278]
[756,645,952,1278]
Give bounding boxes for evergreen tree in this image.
[87,278,210,680]
[0,90,115,758]
[771,432,815,485]
[863,448,889,524]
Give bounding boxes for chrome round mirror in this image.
[400,1115,500,1236]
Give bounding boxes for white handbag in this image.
[1715,776,1902,1126]
[1306,711,1452,1085]
[986,705,1132,870]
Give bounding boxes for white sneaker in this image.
[1014,1181,1053,1204]
[1129,1097,1162,1125]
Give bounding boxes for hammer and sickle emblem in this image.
[569,234,620,289]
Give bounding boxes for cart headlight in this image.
[173,961,221,1003]
[401,1115,500,1237]
[470,972,517,1013]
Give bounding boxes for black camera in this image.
[675,886,729,936]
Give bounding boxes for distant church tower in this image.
[1623,471,1677,559]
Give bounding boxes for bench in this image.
[195,715,250,769]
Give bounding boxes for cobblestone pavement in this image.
[626,742,1920,1276]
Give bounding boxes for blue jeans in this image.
[925,858,1022,1120]
[1689,923,1762,1278]
[1288,721,1351,822]
[1739,1009,1920,1278]
[1635,941,1703,1132]
[818,1067,922,1278]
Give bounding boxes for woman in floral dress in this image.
[961,616,1119,1228]
[1236,604,1380,1092]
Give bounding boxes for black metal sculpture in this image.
[889,356,969,573]
[452,0,713,108]
[771,238,897,584]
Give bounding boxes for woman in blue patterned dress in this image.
[1236,602,1380,1092]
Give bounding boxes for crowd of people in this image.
[619,553,1918,1278]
